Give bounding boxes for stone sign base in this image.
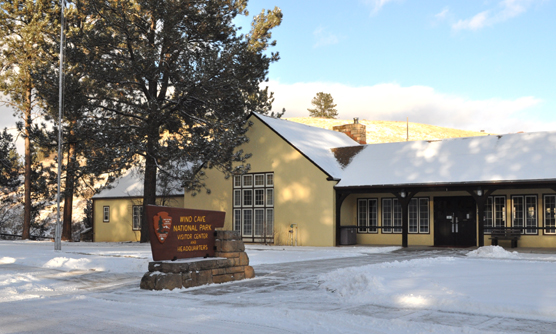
[140,231,255,290]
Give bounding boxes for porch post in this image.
[468,189,494,247]
[394,191,415,248]
[335,191,349,246]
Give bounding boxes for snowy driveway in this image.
[1,242,556,333]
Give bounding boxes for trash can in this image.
[340,226,357,245]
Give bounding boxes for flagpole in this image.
[55,0,65,251]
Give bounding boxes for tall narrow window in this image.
[382,199,393,233]
[382,198,402,233]
[512,195,537,235]
[132,205,142,231]
[408,199,418,233]
[103,206,110,222]
[544,195,556,234]
[233,172,274,241]
[485,196,506,233]
[419,198,429,233]
[381,198,429,234]
[357,199,377,233]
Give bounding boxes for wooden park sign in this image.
[146,205,225,261]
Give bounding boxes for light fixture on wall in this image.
[477,189,483,197]
[400,190,406,198]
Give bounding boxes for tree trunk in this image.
[62,123,77,241]
[141,130,158,243]
[22,87,32,240]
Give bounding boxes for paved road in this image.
[1,248,555,333]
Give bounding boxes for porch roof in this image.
[335,131,556,188]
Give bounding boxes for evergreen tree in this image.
[34,4,128,241]
[77,0,282,242]
[307,92,338,119]
[0,0,60,239]
[0,128,21,190]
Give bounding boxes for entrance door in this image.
[434,197,477,247]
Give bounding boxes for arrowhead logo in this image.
[153,211,172,244]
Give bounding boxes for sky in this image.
[236,0,556,133]
[1,0,555,153]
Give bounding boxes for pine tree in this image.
[0,128,21,190]
[33,4,129,241]
[307,92,338,119]
[76,0,282,242]
[0,0,60,239]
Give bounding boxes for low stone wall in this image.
[140,230,255,290]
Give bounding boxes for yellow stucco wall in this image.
[186,116,337,246]
[340,189,556,248]
[340,192,434,246]
[93,196,184,242]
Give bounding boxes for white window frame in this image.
[132,205,142,231]
[233,189,242,207]
[254,188,265,207]
[512,195,537,235]
[254,174,265,187]
[234,173,274,239]
[544,195,556,235]
[266,173,274,187]
[357,198,378,234]
[242,175,253,187]
[485,196,506,233]
[103,206,110,222]
[381,198,429,234]
[233,175,242,188]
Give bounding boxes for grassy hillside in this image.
[284,117,492,144]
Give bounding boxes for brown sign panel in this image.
[146,205,225,261]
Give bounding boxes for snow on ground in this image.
[246,244,400,265]
[2,242,556,333]
[319,254,556,321]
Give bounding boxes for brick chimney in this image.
[333,118,366,144]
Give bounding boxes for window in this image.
[132,205,143,231]
[512,195,537,235]
[485,196,506,233]
[103,206,110,222]
[409,198,430,233]
[379,198,429,234]
[243,175,253,187]
[233,175,241,188]
[254,174,265,187]
[357,199,377,233]
[233,172,274,240]
[382,198,402,233]
[544,195,556,234]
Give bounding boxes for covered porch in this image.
[335,180,556,248]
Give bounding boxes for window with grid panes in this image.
[512,195,537,234]
[103,206,110,222]
[233,173,274,239]
[380,198,429,234]
[544,195,556,234]
[357,199,377,233]
[485,196,506,233]
[382,198,402,233]
[132,205,142,231]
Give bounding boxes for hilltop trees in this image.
[308,92,338,119]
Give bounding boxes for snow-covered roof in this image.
[252,113,359,179]
[93,168,184,199]
[336,131,556,188]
